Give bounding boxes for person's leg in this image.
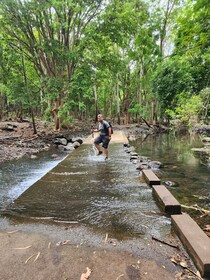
[102,137,110,159]
[95,143,103,155]
[94,136,103,155]
[104,147,108,159]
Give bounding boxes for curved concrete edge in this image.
[142,169,210,277]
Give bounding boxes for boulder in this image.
[54,138,67,146]
[2,124,15,131]
[57,145,65,151]
[149,161,163,169]
[72,138,83,144]
[64,143,75,151]
[130,155,138,161]
[123,143,129,147]
[130,152,138,157]
[30,155,37,159]
[136,162,150,170]
[125,146,135,153]
[72,141,81,148]
[139,156,149,162]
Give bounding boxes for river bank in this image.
[0,120,90,163]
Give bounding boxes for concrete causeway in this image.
[6,130,171,241]
[5,132,210,277]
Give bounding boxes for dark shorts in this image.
[94,135,110,149]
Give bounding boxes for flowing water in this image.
[0,132,209,241]
[0,151,67,209]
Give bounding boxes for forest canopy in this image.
[0,0,209,129]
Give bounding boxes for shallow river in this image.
[131,131,210,228]
[0,132,209,239]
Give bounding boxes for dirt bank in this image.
[0,120,90,163]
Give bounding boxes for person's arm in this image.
[91,125,99,133]
[107,127,112,139]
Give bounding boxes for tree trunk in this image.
[21,49,37,134]
[52,98,61,131]
[116,73,120,125]
[93,84,98,122]
[31,108,37,134]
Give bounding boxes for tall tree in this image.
[0,0,104,129]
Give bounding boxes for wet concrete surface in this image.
[4,133,172,240]
[0,132,197,278]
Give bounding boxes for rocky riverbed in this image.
[0,120,90,163]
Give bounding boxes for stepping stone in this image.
[142,169,160,186]
[152,185,181,215]
[172,213,210,277]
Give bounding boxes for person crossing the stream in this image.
[91,114,112,160]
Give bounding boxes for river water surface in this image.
[0,132,209,240]
[131,131,210,228]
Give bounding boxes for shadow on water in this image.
[1,143,172,241]
[131,131,210,228]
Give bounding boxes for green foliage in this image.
[152,58,194,115]
[173,0,210,92]
[0,0,209,126]
[175,94,203,123]
[128,104,148,119]
[199,87,210,122]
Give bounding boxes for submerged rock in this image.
[136,162,150,170]
[164,181,178,187]
[149,161,163,169]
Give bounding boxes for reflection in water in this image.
[131,132,210,227]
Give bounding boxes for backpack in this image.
[103,120,113,135]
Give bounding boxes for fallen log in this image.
[181,204,210,215]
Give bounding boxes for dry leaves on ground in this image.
[56,240,70,246]
[104,233,117,246]
[14,245,32,250]
[24,252,40,264]
[80,267,92,280]
[171,254,203,280]
[203,224,210,232]
[203,225,210,237]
